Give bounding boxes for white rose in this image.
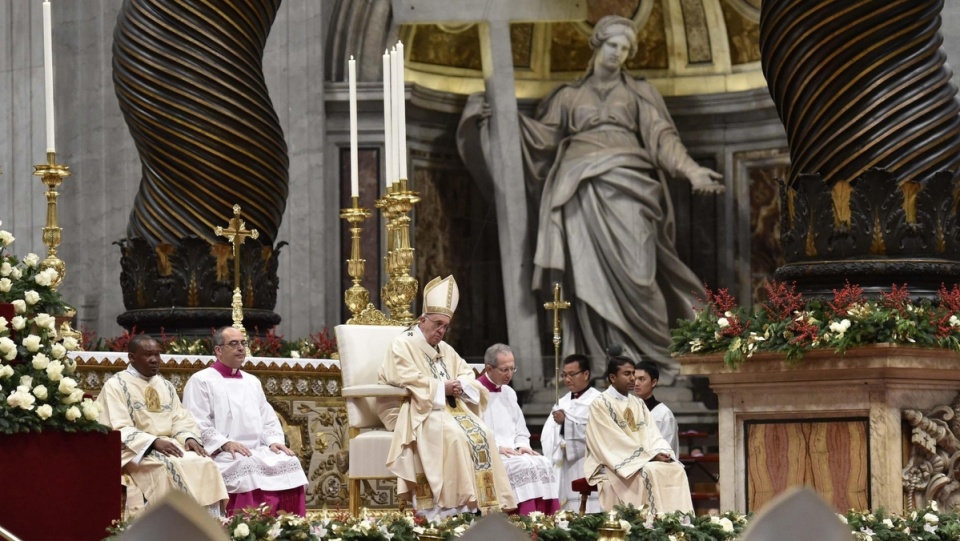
[7,386,35,410]
[45,268,59,283]
[34,313,56,331]
[32,385,48,400]
[24,290,40,305]
[619,519,631,534]
[717,317,730,328]
[883,518,894,528]
[0,336,16,356]
[931,500,939,512]
[0,316,6,329]
[924,513,938,524]
[65,388,84,404]
[63,336,79,351]
[719,517,734,532]
[34,271,51,287]
[0,231,13,247]
[81,399,100,420]
[58,377,77,396]
[46,360,64,381]
[9,267,21,280]
[22,253,39,268]
[65,406,81,421]
[50,343,66,360]
[22,334,42,352]
[35,404,53,419]
[11,299,26,314]
[0,364,13,379]
[63,358,76,374]
[0,262,11,277]
[290,350,300,358]
[233,523,250,538]
[31,354,49,371]
[11,316,25,330]
[19,375,32,388]
[0,278,9,292]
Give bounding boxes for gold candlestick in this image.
[32,151,70,289]
[380,178,419,325]
[597,511,627,541]
[339,196,373,322]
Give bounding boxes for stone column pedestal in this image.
[679,345,960,514]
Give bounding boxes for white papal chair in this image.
[336,323,409,515]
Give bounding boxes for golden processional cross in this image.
[544,283,570,402]
[214,204,259,335]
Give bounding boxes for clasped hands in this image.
[444,379,464,398]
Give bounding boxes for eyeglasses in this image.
[560,370,585,379]
[425,317,450,332]
[220,340,248,350]
[496,366,518,374]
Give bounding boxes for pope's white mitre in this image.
[422,275,459,317]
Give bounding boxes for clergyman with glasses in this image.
[377,275,517,519]
[477,343,561,515]
[183,326,308,516]
[539,353,602,513]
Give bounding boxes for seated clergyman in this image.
[478,343,560,515]
[97,335,228,516]
[584,356,693,514]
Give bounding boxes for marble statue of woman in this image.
[459,15,724,383]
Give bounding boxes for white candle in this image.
[42,0,55,153]
[390,47,401,188]
[382,50,393,191]
[348,56,359,199]
[396,41,407,181]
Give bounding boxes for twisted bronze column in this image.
[113,0,287,333]
[762,0,960,295]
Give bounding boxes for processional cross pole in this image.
[544,282,570,402]
[214,204,259,335]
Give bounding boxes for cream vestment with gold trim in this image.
[584,387,692,514]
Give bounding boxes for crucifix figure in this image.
[392,0,586,392]
[214,204,259,333]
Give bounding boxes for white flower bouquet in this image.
[0,221,105,434]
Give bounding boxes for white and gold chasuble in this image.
[584,387,692,514]
[378,328,516,513]
[97,368,227,507]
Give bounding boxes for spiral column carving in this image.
[113,0,287,333]
[761,0,960,296]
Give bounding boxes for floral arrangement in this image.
[103,503,960,541]
[0,222,104,434]
[669,280,960,367]
[85,326,339,359]
[105,506,747,541]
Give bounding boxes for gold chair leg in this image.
[349,478,361,516]
[580,493,587,516]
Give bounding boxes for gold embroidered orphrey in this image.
[144,386,162,413]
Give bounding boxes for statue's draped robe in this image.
[97,368,228,507]
[517,74,705,381]
[541,386,602,513]
[378,328,516,512]
[182,365,308,495]
[478,374,560,508]
[585,387,693,514]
